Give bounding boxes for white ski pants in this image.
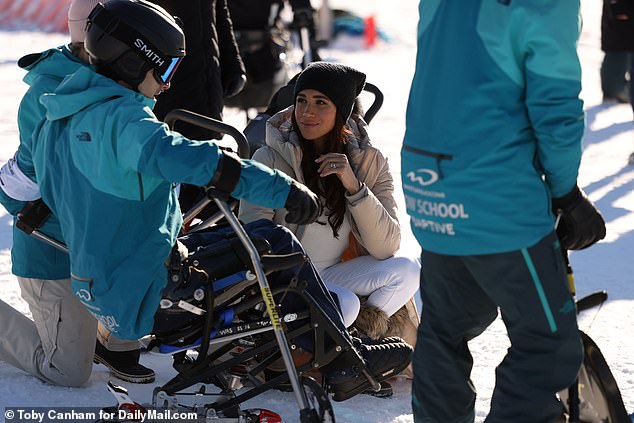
[322,255,421,321]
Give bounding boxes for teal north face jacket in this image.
[0,46,81,280]
[401,0,585,255]
[32,66,292,339]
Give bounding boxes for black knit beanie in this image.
[293,62,366,121]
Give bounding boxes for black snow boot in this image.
[325,340,412,402]
[94,341,155,384]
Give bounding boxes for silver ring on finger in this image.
[330,162,337,169]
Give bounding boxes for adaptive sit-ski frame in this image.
[156,110,379,422]
[16,110,382,422]
[558,249,630,423]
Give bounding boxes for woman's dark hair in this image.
[292,109,352,238]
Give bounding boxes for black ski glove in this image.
[552,185,606,250]
[16,198,51,234]
[284,180,320,225]
[223,73,247,98]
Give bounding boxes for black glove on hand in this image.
[552,185,606,250]
[285,180,320,225]
[223,73,247,98]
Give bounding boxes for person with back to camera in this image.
[148,0,248,214]
[601,0,634,165]
[29,0,412,401]
[401,1,606,422]
[224,0,322,112]
[600,0,633,105]
[150,0,246,140]
[0,0,154,386]
[239,62,421,359]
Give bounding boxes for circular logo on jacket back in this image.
[76,289,92,302]
[406,169,439,186]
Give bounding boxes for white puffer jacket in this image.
[239,106,400,260]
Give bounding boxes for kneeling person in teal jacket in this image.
[0,0,155,386]
[31,0,319,341]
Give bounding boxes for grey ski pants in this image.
[0,277,138,386]
[412,231,582,423]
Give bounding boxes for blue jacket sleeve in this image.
[522,1,585,198]
[114,106,291,209]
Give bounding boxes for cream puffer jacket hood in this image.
[239,106,400,260]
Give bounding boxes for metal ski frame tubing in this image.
[562,248,582,423]
[215,198,312,411]
[29,229,68,253]
[164,109,314,417]
[163,109,250,228]
[561,247,630,423]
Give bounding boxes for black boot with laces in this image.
[325,340,412,402]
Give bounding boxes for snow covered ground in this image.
[0,0,632,422]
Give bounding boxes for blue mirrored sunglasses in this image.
[154,56,184,85]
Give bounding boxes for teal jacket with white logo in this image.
[32,66,292,339]
[401,0,584,255]
[0,46,80,280]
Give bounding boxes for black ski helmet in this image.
[85,0,185,88]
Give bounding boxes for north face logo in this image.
[76,132,91,142]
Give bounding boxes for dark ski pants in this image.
[600,50,634,113]
[412,232,582,423]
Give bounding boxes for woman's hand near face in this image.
[315,153,361,194]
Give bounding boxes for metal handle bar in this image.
[164,109,250,159]
[213,199,312,413]
[363,82,384,125]
[164,109,250,227]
